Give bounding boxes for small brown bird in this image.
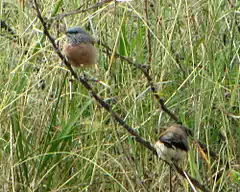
[63,27,98,68]
[155,124,189,163]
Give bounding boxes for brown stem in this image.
[144,0,152,64]
[32,1,210,191]
[50,0,113,20]
[101,43,180,123]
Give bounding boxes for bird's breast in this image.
[155,141,187,162]
[63,43,97,68]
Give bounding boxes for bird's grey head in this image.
[66,26,94,45]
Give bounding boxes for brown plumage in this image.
[63,43,97,68]
[63,27,98,68]
[155,124,188,163]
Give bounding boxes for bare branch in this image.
[50,0,113,21]
[32,1,210,191]
[101,43,180,123]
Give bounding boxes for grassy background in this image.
[0,0,239,191]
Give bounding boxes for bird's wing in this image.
[79,34,95,44]
[159,132,188,151]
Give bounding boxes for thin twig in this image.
[32,1,210,191]
[173,164,208,192]
[32,0,156,156]
[50,0,113,21]
[101,43,180,123]
[144,0,152,64]
[101,43,219,160]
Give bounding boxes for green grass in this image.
[0,0,239,191]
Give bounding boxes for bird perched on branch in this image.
[155,124,189,163]
[63,26,98,68]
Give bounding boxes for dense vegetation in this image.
[0,0,239,191]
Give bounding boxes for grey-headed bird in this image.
[63,26,98,68]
